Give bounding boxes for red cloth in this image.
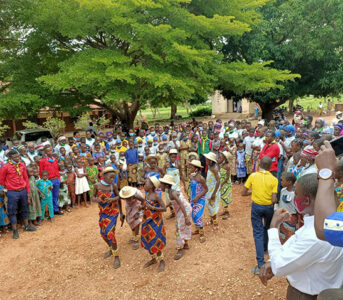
[0,162,30,193]
[39,157,60,179]
[258,142,280,172]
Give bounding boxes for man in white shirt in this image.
[85,130,95,147]
[259,174,343,299]
[226,123,238,139]
[54,136,71,155]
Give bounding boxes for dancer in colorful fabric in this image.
[163,149,185,219]
[92,167,124,269]
[186,152,199,199]
[204,152,221,230]
[86,157,99,198]
[189,160,208,243]
[137,176,166,272]
[218,151,232,220]
[36,170,54,222]
[119,186,143,250]
[160,175,192,260]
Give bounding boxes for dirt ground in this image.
[0,185,288,300]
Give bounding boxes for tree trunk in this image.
[288,99,294,113]
[259,102,278,120]
[171,104,177,119]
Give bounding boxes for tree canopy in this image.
[221,0,343,119]
[0,0,298,127]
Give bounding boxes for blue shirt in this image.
[125,148,138,164]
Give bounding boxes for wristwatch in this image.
[318,168,335,180]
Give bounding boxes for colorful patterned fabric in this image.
[58,173,71,207]
[190,179,205,228]
[228,145,237,175]
[205,170,221,217]
[86,166,99,197]
[279,213,303,244]
[127,164,138,183]
[125,190,143,230]
[336,186,343,212]
[0,186,9,226]
[98,190,119,247]
[28,176,42,220]
[36,179,54,219]
[165,162,181,204]
[170,189,192,248]
[137,162,144,185]
[219,167,232,207]
[141,195,166,253]
[245,153,252,175]
[236,150,247,178]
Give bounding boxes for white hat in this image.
[221,151,232,162]
[149,176,161,189]
[204,152,217,163]
[188,152,199,160]
[159,175,176,186]
[190,160,203,169]
[169,149,178,155]
[336,111,342,116]
[102,167,116,176]
[119,186,137,199]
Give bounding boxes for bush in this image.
[23,118,65,138]
[189,107,212,118]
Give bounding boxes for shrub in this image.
[189,107,212,118]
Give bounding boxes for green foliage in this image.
[0,0,298,126]
[23,118,65,137]
[0,120,10,138]
[74,113,92,131]
[189,107,212,118]
[94,116,110,132]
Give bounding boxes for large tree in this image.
[0,0,297,128]
[221,0,343,119]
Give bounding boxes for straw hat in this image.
[169,149,178,155]
[221,151,232,163]
[149,176,161,189]
[204,152,217,163]
[188,152,199,160]
[119,186,137,199]
[190,159,203,169]
[159,175,176,186]
[102,167,116,176]
[145,154,158,163]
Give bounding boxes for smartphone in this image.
[330,136,343,156]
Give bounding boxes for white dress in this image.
[75,167,90,195]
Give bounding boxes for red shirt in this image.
[0,162,30,193]
[39,157,60,179]
[258,142,280,172]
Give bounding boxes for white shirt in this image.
[252,137,265,151]
[298,164,317,178]
[55,144,71,155]
[284,136,295,150]
[85,138,95,147]
[268,215,343,295]
[227,131,239,140]
[243,136,255,155]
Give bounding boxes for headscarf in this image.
[301,147,318,159]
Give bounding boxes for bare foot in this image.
[104,250,112,259]
[114,256,120,269]
[143,258,157,269]
[174,249,184,260]
[158,260,165,272]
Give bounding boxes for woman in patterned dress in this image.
[204,152,221,230]
[92,167,124,269]
[140,155,164,197]
[135,176,167,272]
[27,167,42,226]
[160,175,192,260]
[189,160,208,243]
[228,138,237,182]
[0,185,10,236]
[218,151,232,220]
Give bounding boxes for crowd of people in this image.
[1,113,343,298]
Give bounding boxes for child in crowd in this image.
[75,158,90,207]
[37,170,54,222]
[0,185,10,236]
[58,162,71,212]
[227,138,237,183]
[236,142,247,184]
[279,172,300,244]
[137,154,145,188]
[28,167,42,226]
[218,151,232,220]
[118,152,128,189]
[66,164,76,207]
[86,157,99,199]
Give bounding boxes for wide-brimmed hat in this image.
[169,149,178,155]
[221,151,232,162]
[119,186,137,199]
[188,152,199,160]
[204,152,217,163]
[149,176,160,189]
[145,154,158,163]
[159,175,176,186]
[102,167,116,176]
[190,160,203,169]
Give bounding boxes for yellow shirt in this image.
[116,146,127,154]
[244,170,278,205]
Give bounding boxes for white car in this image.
[14,129,55,146]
